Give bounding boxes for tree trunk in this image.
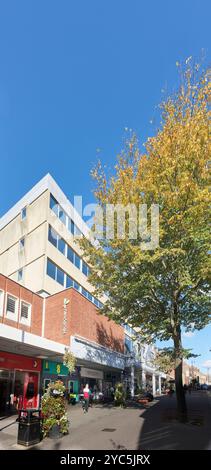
[173,329,187,421]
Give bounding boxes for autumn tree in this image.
[80,60,211,418]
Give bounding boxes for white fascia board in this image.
[143,364,164,376]
[0,323,66,355]
[72,334,126,359]
[0,174,50,230]
[0,173,91,240]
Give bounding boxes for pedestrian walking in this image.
[82,384,90,413]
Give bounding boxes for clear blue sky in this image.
[0,1,210,369]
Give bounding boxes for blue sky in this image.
[0,1,210,369]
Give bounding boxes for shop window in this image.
[26,381,35,398]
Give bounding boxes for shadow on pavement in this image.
[137,392,211,450]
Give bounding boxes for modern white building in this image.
[0,174,164,396]
[124,324,165,396]
[0,173,102,307]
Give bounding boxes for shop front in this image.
[79,366,121,399]
[42,360,79,401]
[80,367,104,394]
[0,351,41,416]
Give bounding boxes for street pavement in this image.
[0,391,211,450]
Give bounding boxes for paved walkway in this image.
[0,391,210,450]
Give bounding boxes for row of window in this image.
[0,290,31,325]
[48,225,90,277]
[46,259,103,309]
[50,194,83,238]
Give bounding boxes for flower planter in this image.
[48,423,63,439]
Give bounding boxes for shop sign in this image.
[43,360,69,376]
[80,367,103,379]
[0,351,42,371]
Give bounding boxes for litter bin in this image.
[17,408,42,446]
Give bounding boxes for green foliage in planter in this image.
[41,381,69,437]
[114,382,126,407]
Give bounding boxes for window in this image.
[87,292,93,302]
[82,261,89,277]
[56,267,64,286]
[74,253,81,270]
[21,207,27,220]
[18,269,23,281]
[58,237,66,255]
[66,276,73,288]
[50,194,59,216]
[0,290,4,317]
[20,301,31,325]
[6,294,18,321]
[47,259,56,280]
[82,287,88,298]
[59,208,66,225]
[68,218,75,235]
[46,258,101,308]
[67,246,74,263]
[73,280,80,291]
[74,225,82,237]
[48,226,58,248]
[19,237,25,250]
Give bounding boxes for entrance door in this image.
[23,372,39,409]
[0,370,13,416]
[68,380,79,400]
[14,371,39,410]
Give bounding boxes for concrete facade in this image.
[0,174,97,300]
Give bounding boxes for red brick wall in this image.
[0,274,43,335]
[0,274,125,353]
[44,290,71,346]
[45,288,125,352]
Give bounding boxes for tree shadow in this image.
[96,322,124,353]
[137,393,211,450]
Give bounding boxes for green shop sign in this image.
[43,360,69,376]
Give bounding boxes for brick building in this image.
[0,273,125,415]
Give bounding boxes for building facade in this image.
[124,324,165,396]
[0,273,126,415]
[0,173,102,306]
[0,175,164,415]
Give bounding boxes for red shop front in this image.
[0,351,41,416]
